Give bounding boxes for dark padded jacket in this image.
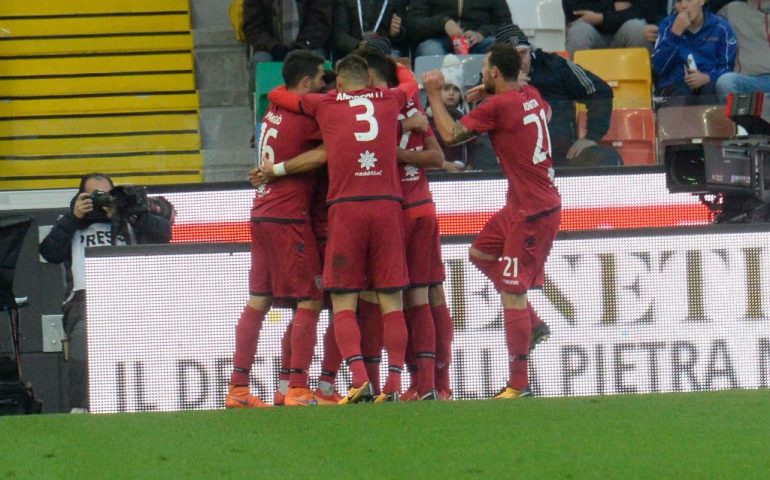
[562,0,657,33]
[243,0,332,52]
[406,0,512,45]
[528,48,613,161]
[332,0,408,56]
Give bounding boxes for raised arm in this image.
[423,70,477,145]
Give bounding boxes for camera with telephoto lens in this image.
[89,186,176,223]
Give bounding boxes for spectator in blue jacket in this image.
[652,0,736,104]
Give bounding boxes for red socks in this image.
[381,310,408,394]
[504,308,531,390]
[333,309,368,387]
[431,304,454,394]
[358,299,383,394]
[406,304,436,395]
[230,306,266,385]
[288,308,320,388]
[319,320,341,386]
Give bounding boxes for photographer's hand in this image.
[73,193,93,219]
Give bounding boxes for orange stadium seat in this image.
[578,108,656,165]
[573,48,652,109]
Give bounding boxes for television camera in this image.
[665,92,770,223]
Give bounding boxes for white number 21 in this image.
[523,109,552,165]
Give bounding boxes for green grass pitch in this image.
[2,389,769,479]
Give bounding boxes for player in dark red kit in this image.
[424,42,562,399]
[266,55,418,404]
[225,50,328,408]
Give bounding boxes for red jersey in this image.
[461,85,561,218]
[398,94,435,213]
[300,88,409,205]
[252,104,322,221]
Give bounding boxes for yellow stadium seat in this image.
[573,48,653,109]
[0,34,193,57]
[0,0,189,16]
[0,114,200,138]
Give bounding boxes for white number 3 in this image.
[349,98,379,142]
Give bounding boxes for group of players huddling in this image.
[224,41,561,408]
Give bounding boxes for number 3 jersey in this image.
[300,87,409,205]
[252,104,323,221]
[460,85,561,218]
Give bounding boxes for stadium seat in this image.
[578,108,656,165]
[507,0,566,52]
[656,105,737,164]
[255,62,286,122]
[553,51,570,60]
[573,48,653,109]
[0,0,202,190]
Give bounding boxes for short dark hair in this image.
[354,48,397,87]
[78,173,113,193]
[282,50,325,88]
[336,54,370,85]
[488,43,521,82]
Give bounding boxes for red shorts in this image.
[472,205,561,294]
[249,220,323,304]
[403,214,445,287]
[323,200,408,292]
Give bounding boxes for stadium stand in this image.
[507,0,566,53]
[0,0,203,190]
[578,108,657,165]
[573,47,653,109]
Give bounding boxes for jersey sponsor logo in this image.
[355,150,383,176]
[255,184,271,198]
[264,112,282,125]
[402,165,421,182]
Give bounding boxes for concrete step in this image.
[199,105,254,149]
[203,148,255,182]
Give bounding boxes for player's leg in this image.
[429,284,454,400]
[226,221,273,408]
[226,294,271,408]
[332,291,374,404]
[469,209,506,290]
[358,291,383,395]
[405,286,437,399]
[275,322,292,406]
[285,299,323,406]
[374,289,407,402]
[495,290,533,399]
[314,318,343,405]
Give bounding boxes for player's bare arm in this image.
[401,112,429,133]
[397,136,445,168]
[423,70,478,146]
[258,145,327,183]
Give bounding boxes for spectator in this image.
[39,174,173,413]
[714,1,770,103]
[332,0,408,57]
[652,0,736,104]
[563,0,657,56]
[496,24,621,166]
[243,0,332,63]
[407,0,513,57]
[426,60,477,171]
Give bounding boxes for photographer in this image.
[39,173,173,413]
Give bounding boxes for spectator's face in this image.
[83,177,112,194]
[441,85,462,108]
[675,0,704,20]
[517,48,532,76]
